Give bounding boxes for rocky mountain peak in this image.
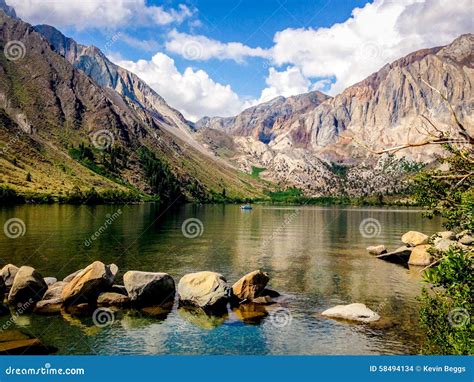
[0,0,16,19]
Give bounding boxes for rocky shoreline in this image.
[368,230,473,267]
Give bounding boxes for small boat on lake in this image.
[240,204,253,210]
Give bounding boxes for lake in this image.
[0,203,442,355]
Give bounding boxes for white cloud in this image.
[165,30,270,62]
[9,0,194,30]
[114,53,244,121]
[271,0,473,94]
[257,66,310,103]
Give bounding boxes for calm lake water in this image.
[0,203,442,355]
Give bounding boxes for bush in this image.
[418,248,473,355]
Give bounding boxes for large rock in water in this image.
[433,238,459,252]
[321,303,380,323]
[401,231,429,247]
[123,271,175,306]
[61,261,117,305]
[1,264,19,290]
[408,245,433,266]
[178,271,229,310]
[7,266,47,310]
[232,270,269,302]
[43,281,67,300]
[63,269,83,283]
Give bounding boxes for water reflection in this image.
[0,204,442,355]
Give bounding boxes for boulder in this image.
[433,238,459,253]
[366,245,387,255]
[321,303,380,323]
[62,269,83,283]
[377,246,412,264]
[43,281,66,300]
[459,235,473,246]
[43,277,57,286]
[123,271,175,306]
[34,298,62,315]
[97,292,130,307]
[61,261,117,305]
[0,264,19,290]
[408,245,433,266]
[231,270,269,302]
[178,271,229,310]
[436,231,455,240]
[456,230,469,239]
[7,266,47,310]
[401,231,429,247]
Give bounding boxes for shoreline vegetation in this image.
[0,184,418,207]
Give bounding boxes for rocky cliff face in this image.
[197,34,474,196]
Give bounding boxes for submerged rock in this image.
[178,306,228,329]
[178,271,229,310]
[0,330,56,355]
[366,245,387,255]
[408,245,433,266]
[97,292,130,307]
[321,303,380,323]
[232,270,269,302]
[61,262,117,305]
[401,231,429,247]
[7,266,47,310]
[123,271,175,307]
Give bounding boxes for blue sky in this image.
[8,0,473,120]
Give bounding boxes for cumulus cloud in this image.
[257,66,311,103]
[271,0,473,94]
[114,53,244,121]
[165,30,270,62]
[9,0,194,30]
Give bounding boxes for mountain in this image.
[0,10,268,201]
[196,34,474,196]
[196,91,330,143]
